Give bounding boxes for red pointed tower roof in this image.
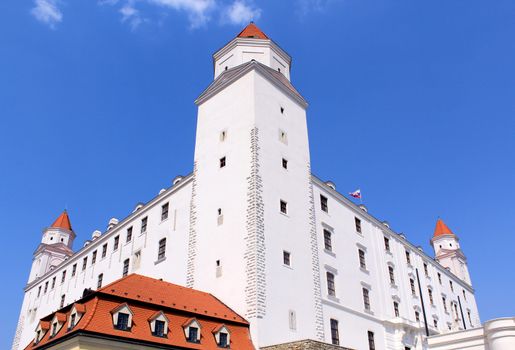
[237,22,269,39]
[51,210,73,231]
[433,218,454,238]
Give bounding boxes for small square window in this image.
[126,227,133,243]
[323,229,332,252]
[102,244,108,258]
[92,250,97,264]
[283,251,291,266]
[113,236,120,251]
[280,200,287,214]
[220,130,227,142]
[320,195,328,213]
[141,217,148,233]
[116,313,130,330]
[219,156,226,168]
[393,301,400,317]
[154,320,166,337]
[282,158,288,169]
[187,327,199,343]
[280,106,285,114]
[279,130,288,144]
[355,217,362,233]
[384,237,390,252]
[161,203,169,221]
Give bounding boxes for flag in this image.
[349,189,361,199]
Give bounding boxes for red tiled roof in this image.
[237,22,268,39]
[73,303,86,314]
[25,275,253,350]
[433,218,455,238]
[54,312,67,323]
[98,274,247,324]
[50,210,72,231]
[38,321,50,330]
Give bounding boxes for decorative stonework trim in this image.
[261,339,353,350]
[244,127,266,319]
[307,164,325,341]
[186,162,198,288]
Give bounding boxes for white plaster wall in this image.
[14,178,193,350]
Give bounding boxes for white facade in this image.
[12,24,481,350]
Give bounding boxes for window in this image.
[279,130,288,144]
[154,320,166,337]
[187,327,199,343]
[280,106,285,114]
[415,311,420,321]
[216,260,222,278]
[220,130,226,142]
[44,281,49,293]
[217,208,223,225]
[388,266,395,285]
[468,310,472,326]
[51,322,58,337]
[51,277,56,289]
[141,217,148,233]
[288,310,297,330]
[282,158,288,169]
[113,236,120,251]
[158,238,166,260]
[82,257,87,271]
[428,288,434,305]
[161,203,169,221]
[442,296,448,313]
[405,250,411,265]
[368,331,375,350]
[219,156,226,168]
[102,244,107,258]
[126,227,133,242]
[424,263,429,277]
[359,249,366,269]
[72,264,77,277]
[123,259,130,277]
[384,237,390,252]
[363,288,371,311]
[438,272,442,284]
[116,312,130,330]
[280,200,287,214]
[433,319,438,328]
[60,295,65,308]
[450,280,454,292]
[92,250,97,264]
[283,251,291,266]
[320,195,328,212]
[410,278,416,295]
[330,319,339,345]
[326,272,336,296]
[393,301,400,317]
[355,217,362,233]
[97,274,103,289]
[70,313,76,329]
[37,286,42,297]
[61,270,66,283]
[219,332,228,347]
[323,229,332,252]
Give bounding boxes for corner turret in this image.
[430,218,471,285]
[28,210,75,284]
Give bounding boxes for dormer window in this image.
[34,322,49,344]
[149,311,169,337]
[68,304,85,330]
[49,313,66,338]
[213,325,231,348]
[111,304,133,331]
[51,322,58,337]
[183,318,201,343]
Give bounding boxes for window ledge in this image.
[160,218,169,224]
[327,295,340,303]
[282,264,293,270]
[324,249,336,257]
[154,257,167,265]
[364,309,374,316]
[279,212,289,218]
[360,267,370,274]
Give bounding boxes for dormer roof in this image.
[50,210,73,231]
[433,218,455,238]
[237,22,268,39]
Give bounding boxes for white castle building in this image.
[12,23,481,350]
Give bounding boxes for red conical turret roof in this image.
[51,210,73,231]
[237,22,269,39]
[433,218,454,238]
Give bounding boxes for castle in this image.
[12,23,479,350]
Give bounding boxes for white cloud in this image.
[120,3,144,30]
[223,0,261,25]
[148,0,216,27]
[31,0,63,28]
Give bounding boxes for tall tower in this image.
[430,218,471,284]
[188,23,323,347]
[28,210,75,284]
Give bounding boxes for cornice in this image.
[212,37,292,67]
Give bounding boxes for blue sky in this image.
[1,0,515,347]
